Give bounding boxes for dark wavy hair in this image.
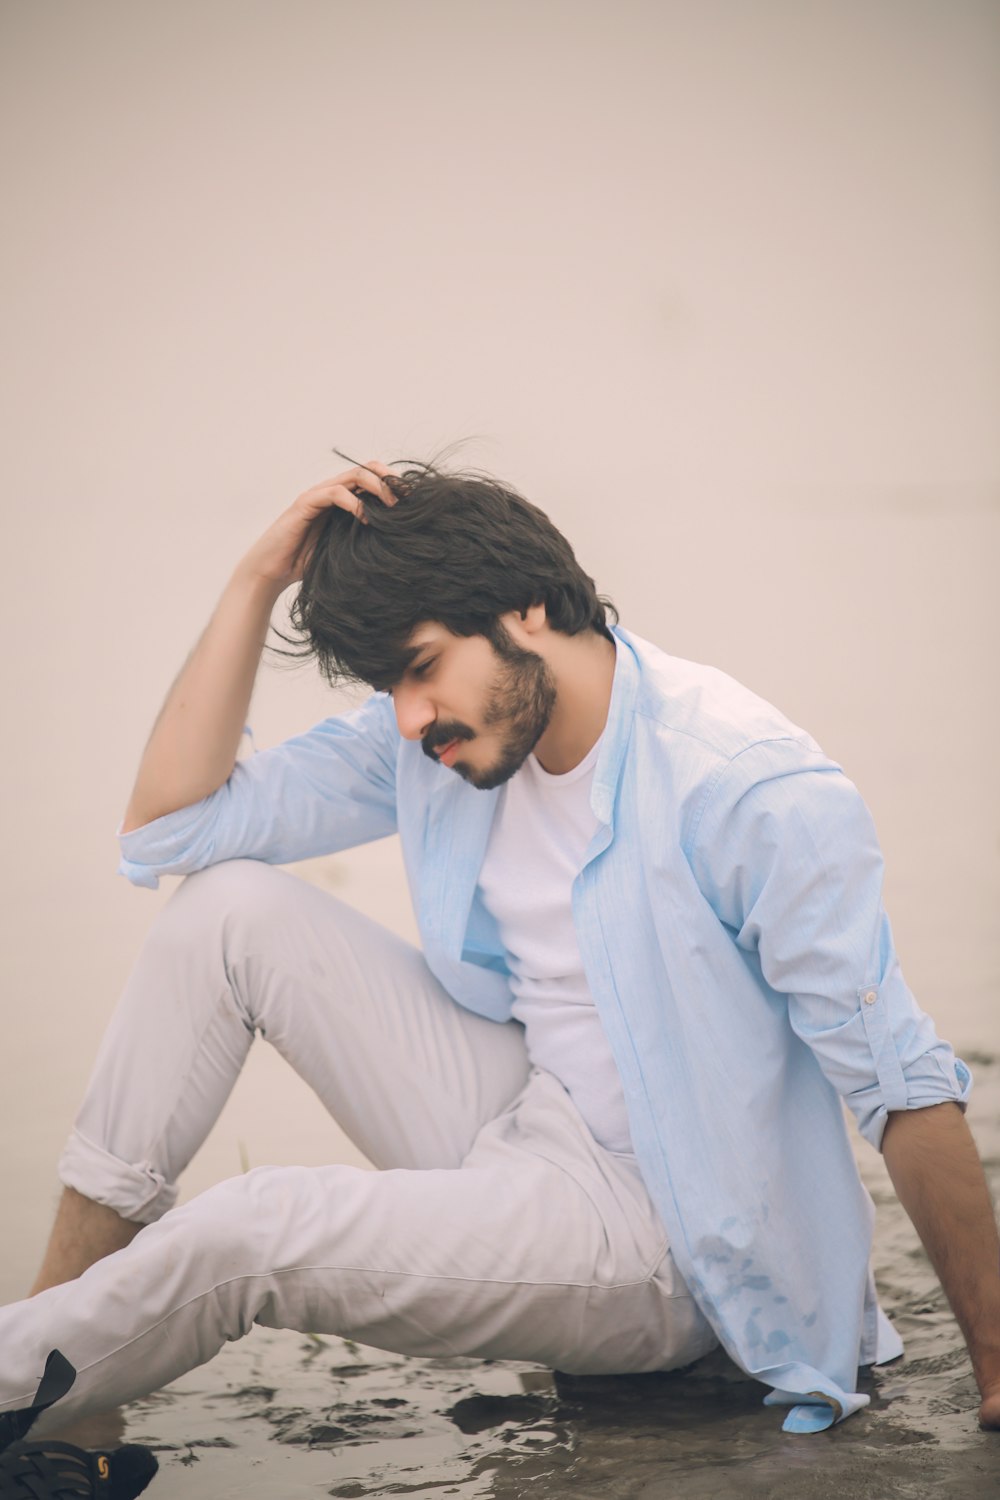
[268,457,617,690]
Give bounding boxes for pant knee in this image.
[150,1170,281,1281]
[163,858,290,936]
[139,859,296,997]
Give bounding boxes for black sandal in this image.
[0,1350,158,1497]
[0,1439,157,1499]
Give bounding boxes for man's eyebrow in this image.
[374,641,434,692]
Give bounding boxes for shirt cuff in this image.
[115,795,215,890]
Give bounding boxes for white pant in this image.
[1,860,717,1427]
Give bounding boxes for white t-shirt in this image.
[475,734,635,1155]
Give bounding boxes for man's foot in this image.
[0,1439,158,1498]
[0,1349,77,1454]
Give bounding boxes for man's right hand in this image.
[237,459,397,593]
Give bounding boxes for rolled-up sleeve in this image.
[117,692,400,890]
[690,740,972,1151]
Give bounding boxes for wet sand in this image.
[45,1055,1000,1499]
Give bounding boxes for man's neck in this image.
[532,630,618,776]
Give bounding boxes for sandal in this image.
[0,1439,157,1499]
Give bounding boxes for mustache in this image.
[421,721,475,761]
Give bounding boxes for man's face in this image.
[386,619,556,791]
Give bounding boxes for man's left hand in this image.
[980,1383,1000,1430]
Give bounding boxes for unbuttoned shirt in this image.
[116,625,971,1431]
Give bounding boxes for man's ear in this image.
[518,602,547,635]
[498,603,547,642]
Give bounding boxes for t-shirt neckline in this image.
[527,730,604,787]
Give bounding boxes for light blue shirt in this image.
[117,625,971,1432]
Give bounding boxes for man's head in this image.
[273,460,617,788]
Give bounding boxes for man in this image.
[2,459,998,1449]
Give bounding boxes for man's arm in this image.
[121,461,395,832]
[121,565,281,831]
[882,1102,1000,1429]
[689,750,986,1416]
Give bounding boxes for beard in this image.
[420,621,557,791]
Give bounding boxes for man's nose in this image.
[391,681,434,742]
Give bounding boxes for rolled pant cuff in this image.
[58,1128,178,1224]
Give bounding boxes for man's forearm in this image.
[882,1101,1000,1421]
[121,565,282,833]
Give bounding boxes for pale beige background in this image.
[1,0,997,1299]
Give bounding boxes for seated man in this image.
[2,458,997,1446]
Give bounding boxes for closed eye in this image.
[378,655,438,697]
[374,657,437,696]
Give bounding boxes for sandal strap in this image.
[31,1354,77,1415]
[0,1439,101,1498]
[0,1350,79,1456]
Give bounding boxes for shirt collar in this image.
[590,625,640,828]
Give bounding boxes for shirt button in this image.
[863,989,877,1005]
